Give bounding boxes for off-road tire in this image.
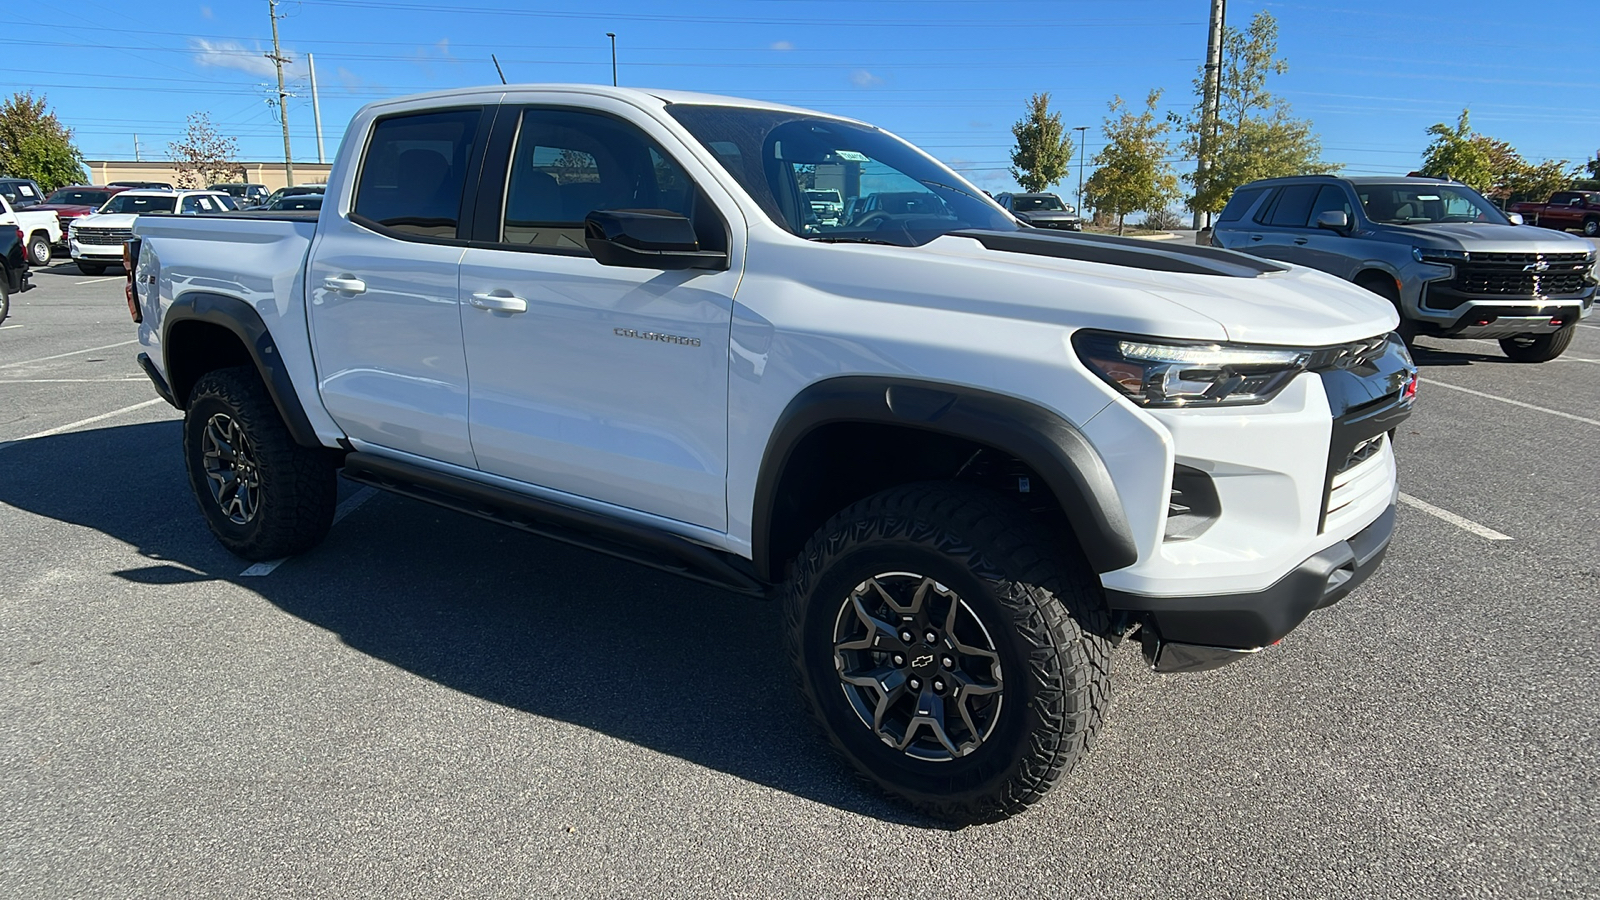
[782,482,1113,824]
[183,366,337,560]
[75,261,106,276]
[27,233,51,266]
[1500,326,1575,363]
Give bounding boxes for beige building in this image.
[80,160,333,191]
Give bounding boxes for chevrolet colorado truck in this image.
[1510,190,1600,237]
[126,85,1416,823]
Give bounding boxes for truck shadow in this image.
[0,420,933,827]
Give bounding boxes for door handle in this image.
[1293,238,1309,245]
[1249,234,1264,242]
[470,291,528,314]
[323,274,367,294]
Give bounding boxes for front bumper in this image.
[1110,504,1395,673]
[70,240,126,262]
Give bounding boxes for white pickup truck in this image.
[126,85,1416,823]
[0,195,63,266]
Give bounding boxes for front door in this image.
[458,105,742,530]
[307,106,489,468]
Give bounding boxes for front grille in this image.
[1305,334,1392,372]
[1449,252,1593,297]
[74,227,132,246]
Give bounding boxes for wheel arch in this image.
[162,290,321,448]
[751,376,1138,582]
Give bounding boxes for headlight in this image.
[1073,331,1311,408]
[1412,247,1468,263]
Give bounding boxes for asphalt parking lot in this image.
[3,255,1598,899]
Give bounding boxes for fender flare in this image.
[162,291,322,448]
[751,376,1138,579]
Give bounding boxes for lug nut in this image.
[942,656,955,669]
[899,630,914,644]
[924,630,938,644]
[933,678,946,693]
[892,653,906,667]
[909,677,922,690]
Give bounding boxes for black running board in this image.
[341,452,769,598]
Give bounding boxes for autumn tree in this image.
[0,91,86,192]
[1084,90,1181,235]
[168,112,241,189]
[1178,11,1335,218]
[1008,92,1074,193]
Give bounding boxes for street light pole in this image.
[1073,125,1089,221]
[606,32,617,86]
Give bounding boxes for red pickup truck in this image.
[1510,190,1600,237]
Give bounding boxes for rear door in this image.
[1247,183,1319,263]
[456,102,743,530]
[306,105,493,468]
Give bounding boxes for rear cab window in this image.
[353,107,484,240]
[1218,187,1267,223]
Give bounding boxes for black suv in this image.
[994,192,1084,231]
[1212,175,1596,362]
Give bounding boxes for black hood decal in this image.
[953,229,1289,278]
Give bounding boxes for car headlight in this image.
[1073,331,1311,408]
[1412,247,1468,263]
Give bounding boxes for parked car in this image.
[0,223,31,324]
[1212,175,1595,362]
[804,189,843,224]
[0,176,46,209]
[994,192,1084,231]
[70,189,236,275]
[210,182,270,209]
[265,192,322,211]
[32,186,130,252]
[260,184,326,209]
[1509,190,1600,237]
[0,195,64,266]
[128,84,1413,824]
[107,181,173,190]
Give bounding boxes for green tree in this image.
[168,112,242,189]
[1008,92,1074,193]
[1504,158,1576,204]
[1419,109,1495,192]
[0,91,86,192]
[1179,11,1335,217]
[1084,90,1181,235]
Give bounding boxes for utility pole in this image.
[266,0,295,186]
[1073,125,1088,220]
[308,52,325,164]
[134,133,141,162]
[1192,0,1224,231]
[606,33,617,86]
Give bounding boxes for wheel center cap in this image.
[909,645,938,675]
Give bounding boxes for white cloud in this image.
[849,69,884,88]
[770,40,795,51]
[192,38,305,79]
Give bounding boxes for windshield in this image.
[667,105,1015,246]
[99,194,177,215]
[1012,195,1068,212]
[46,189,113,206]
[1357,183,1510,226]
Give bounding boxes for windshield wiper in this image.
[811,236,901,246]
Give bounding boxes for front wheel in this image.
[1583,217,1599,238]
[1500,326,1575,363]
[27,233,51,266]
[183,366,338,560]
[782,483,1113,824]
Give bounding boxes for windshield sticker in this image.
[834,150,870,162]
[1414,195,1440,201]
[19,185,35,196]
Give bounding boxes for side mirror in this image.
[1507,212,1525,225]
[1315,210,1350,233]
[584,209,728,271]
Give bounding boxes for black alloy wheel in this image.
[200,412,262,525]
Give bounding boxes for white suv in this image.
[70,189,235,275]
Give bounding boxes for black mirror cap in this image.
[1315,210,1351,232]
[584,209,729,270]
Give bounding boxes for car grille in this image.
[1324,435,1392,534]
[1305,334,1392,371]
[74,227,133,246]
[1450,252,1593,297]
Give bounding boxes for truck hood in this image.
[1018,210,1083,222]
[1379,222,1594,254]
[916,230,1397,345]
[32,202,94,216]
[72,213,143,229]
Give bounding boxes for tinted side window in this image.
[499,108,711,252]
[354,108,482,238]
[1218,187,1266,223]
[1307,185,1352,224]
[1266,184,1319,227]
[1550,192,1579,206]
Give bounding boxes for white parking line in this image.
[1398,492,1512,541]
[1427,380,1600,427]
[0,398,166,452]
[0,339,138,369]
[1579,323,1600,330]
[238,487,379,577]
[0,323,23,330]
[0,377,145,383]
[74,278,118,285]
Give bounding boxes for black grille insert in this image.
[1448,252,1593,297]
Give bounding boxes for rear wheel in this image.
[782,482,1113,824]
[183,366,338,560]
[1500,326,1575,363]
[27,233,51,266]
[75,261,106,276]
[1584,217,1599,238]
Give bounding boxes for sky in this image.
[8,0,1597,203]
